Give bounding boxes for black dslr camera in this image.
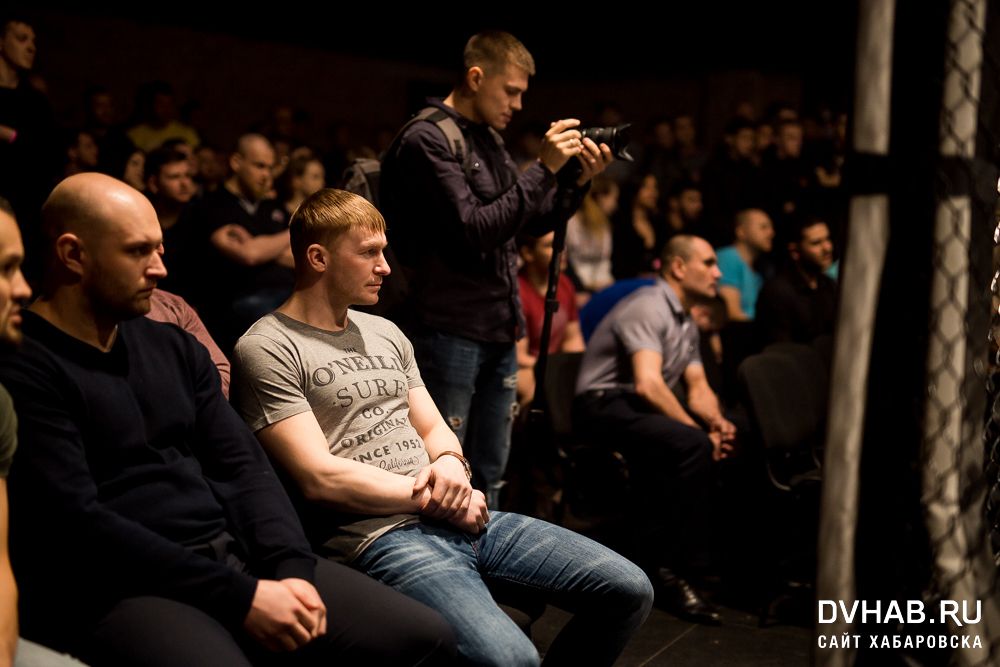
[558,123,634,183]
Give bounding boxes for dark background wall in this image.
[18,5,857,152]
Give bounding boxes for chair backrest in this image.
[541,351,630,518]
[738,342,829,454]
[542,352,584,439]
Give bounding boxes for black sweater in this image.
[0,311,314,642]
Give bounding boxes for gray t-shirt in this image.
[232,310,429,562]
[0,383,16,477]
[575,279,702,395]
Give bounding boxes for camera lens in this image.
[580,124,633,162]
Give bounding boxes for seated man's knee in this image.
[455,607,540,667]
[578,550,655,624]
[469,634,540,667]
[506,643,542,667]
[614,561,655,622]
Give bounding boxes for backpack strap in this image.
[396,107,475,178]
[340,157,382,207]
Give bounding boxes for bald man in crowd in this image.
[574,235,736,626]
[187,134,294,349]
[716,208,775,322]
[0,173,454,666]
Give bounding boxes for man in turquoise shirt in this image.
[716,208,774,321]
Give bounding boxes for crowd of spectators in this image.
[0,14,847,663]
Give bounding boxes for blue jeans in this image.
[410,330,518,508]
[355,512,653,666]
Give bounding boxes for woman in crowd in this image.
[611,173,668,279]
[566,174,619,303]
[120,148,145,191]
[278,152,325,216]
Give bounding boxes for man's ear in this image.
[668,255,687,282]
[466,66,485,92]
[733,223,746,243]
[306,243,327,273]
[55,233,85,278]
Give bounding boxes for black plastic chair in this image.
[737,342,828,625]
[739,343,827,491]
[534,352,630,523]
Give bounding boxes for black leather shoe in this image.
[653,567,722,625]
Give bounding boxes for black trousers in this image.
[574,390,716,574]
[77,558,457,666]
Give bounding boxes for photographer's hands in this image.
[539,119,584,174]
[574,138,613,186]
[537,118,614,185]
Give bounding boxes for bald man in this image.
[0,174,454,666]
[574,235,735,625]
[184,134,295,350]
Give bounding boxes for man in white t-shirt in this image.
[231,189,653,666]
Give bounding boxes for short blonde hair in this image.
[289,189,386,270]
[463,31,535,78]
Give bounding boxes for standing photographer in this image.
[380,30,612,508]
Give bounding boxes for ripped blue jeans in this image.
[409,330,518,509]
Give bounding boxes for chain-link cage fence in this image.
[818,1,1000,666]
[920,0,1000,664]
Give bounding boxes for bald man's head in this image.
[662,234,697,266]
[235,133,270,157]
[230,133,275,202]
[660,234,721,307]
[42,172,157,246]
[40,173,167,320]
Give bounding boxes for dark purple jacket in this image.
[381,100,586,343]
